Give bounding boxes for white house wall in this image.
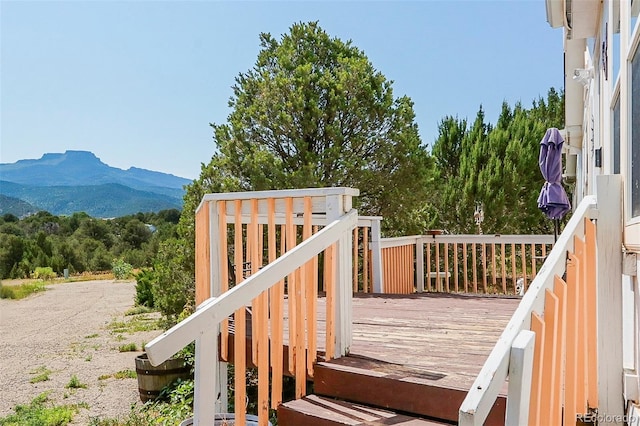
[566,0,640,411]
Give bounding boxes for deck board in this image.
[327,293,519,391]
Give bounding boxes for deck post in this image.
[327,194,354,357]
[192,200,225,424]
[193,328,217,425]
[370,218,384,293]
[596,175,624,422]
[416,238,425,292]
[506,330,535,426]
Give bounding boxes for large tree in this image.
[182,21,435,238]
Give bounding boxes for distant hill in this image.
[0,194,40,218]
[0,151,192,217]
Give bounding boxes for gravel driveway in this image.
[0,279,165,424]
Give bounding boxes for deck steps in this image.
[278,354,507,425]
[278,394,451,425]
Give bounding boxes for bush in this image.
[152,239,194,321]
[134,269,156,308]
[111,259,133,280]
[32,267,56,281]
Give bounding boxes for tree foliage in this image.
[182,21,436,240]
[0,209,181,280]
[431,88,565,234]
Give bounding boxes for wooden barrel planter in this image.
[135,353,191,402]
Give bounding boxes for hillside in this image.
[0,181,182,217]
[0,151,191,217]
[0,194,40,217]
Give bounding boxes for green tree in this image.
[0,234,25,278]
[431,89,565,234]
[185,21,435,238]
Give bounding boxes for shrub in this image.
[111,259,133,280]
[134,269,156,308]
[32,267,56,281]
[152,239,194,321]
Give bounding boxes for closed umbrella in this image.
[537,128,571,241]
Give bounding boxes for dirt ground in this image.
[0,279,166,424]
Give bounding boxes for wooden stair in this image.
[277,355,507,425]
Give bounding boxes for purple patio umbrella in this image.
[537,128,571,241]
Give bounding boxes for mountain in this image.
[0,151,192,217]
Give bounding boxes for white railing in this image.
[145,207,358,425]
[378,233,554,295]
[459,175,624,425]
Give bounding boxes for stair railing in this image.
[145,188,358,426]
[459,175,624,425]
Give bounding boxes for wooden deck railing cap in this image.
[199,187,359,202]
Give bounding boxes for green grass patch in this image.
[84,333,99,339]
[65,375,87,389]
[113,370,137,379]
[0,391,79,426]
[107,314,160,334]
[29,366,52,384]
[99,370,137,381]
[118,343,137,352]
[124,306,155,316]
[0,282,46,300]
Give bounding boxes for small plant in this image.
[84,333,99,339]
[111,259,133,280]
[32,267,57,281]
[113,370,137,379]
[29,366,52,383]
[125,306,154,316]
[85,355,92,362]
[118,343,138,352]
[146,378,195,424]
[107,315,160,334]
[97,374,111,381]
[0,391,78,425]
[65,374,87,389]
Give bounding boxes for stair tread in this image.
[312,355,506,425]
[279,394,452,425]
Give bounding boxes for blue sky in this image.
[1,1,564,180]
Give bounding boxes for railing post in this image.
[370,218,384,293]
[506,330,535,426]
[596,175,624,421]
[193,326,217,425]
[193,199,227,424]
[416,238,425,292]
[327,194,353,357]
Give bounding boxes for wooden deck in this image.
[347,292,520,389]
[229,292,520,425]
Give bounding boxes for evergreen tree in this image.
[182,21,436,240]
